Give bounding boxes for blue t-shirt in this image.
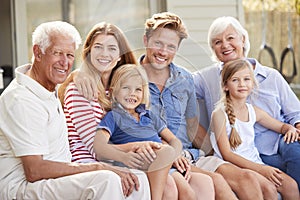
[98,104,165,144]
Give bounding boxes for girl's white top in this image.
[210,103,264,164]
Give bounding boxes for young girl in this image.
[94,64,214,200]
[210,58,300,200]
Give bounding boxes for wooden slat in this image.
[168,0,237,7]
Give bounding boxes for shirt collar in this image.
[139,54,181,81]
[112,102,148,116]
[16,64,57,100]
[168,62,181,80]
[248,58,268,78]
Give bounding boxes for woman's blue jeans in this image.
[260,136,300,191]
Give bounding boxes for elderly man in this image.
[0,21,150,200]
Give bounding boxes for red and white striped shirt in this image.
[63,82,104,163]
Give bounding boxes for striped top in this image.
[63,82,105,163]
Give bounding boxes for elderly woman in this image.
[193,16,300,198]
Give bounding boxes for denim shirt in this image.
[144,59,199,159]
[193,58,300,155]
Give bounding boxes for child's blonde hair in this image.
[220,58,257,149]
[110,64,150,108]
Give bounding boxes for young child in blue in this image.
[94,64,214,200]
[210,58,300,199]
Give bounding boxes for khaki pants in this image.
[16,170,150,200]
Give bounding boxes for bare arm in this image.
[93,129,144,169]
[186,116,214,155]
[186,116,198,144]
[21,155,112,182]
[191,123,213,155]
[254,106,299,144]
[159,127,182,158]
[160,127,191,176]
[73,70,98,100]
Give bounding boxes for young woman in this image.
[210,58,300,200]
[94,64,214,200]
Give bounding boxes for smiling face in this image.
[143,28,179,70]
[90,34,120,74]
[114,75,144,113]
[36,34,75,91]
[224,67,254,100]
[211,25,245,64]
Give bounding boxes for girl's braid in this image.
[225,94,242,149]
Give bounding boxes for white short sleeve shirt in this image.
[0,64,71,199]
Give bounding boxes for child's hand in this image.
[122,151,144,169]
[132,141,161,164]
[260,165,283,187]
[173,156,191,181]
[281,124,300,144]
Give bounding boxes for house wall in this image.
[167,0,244,72]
